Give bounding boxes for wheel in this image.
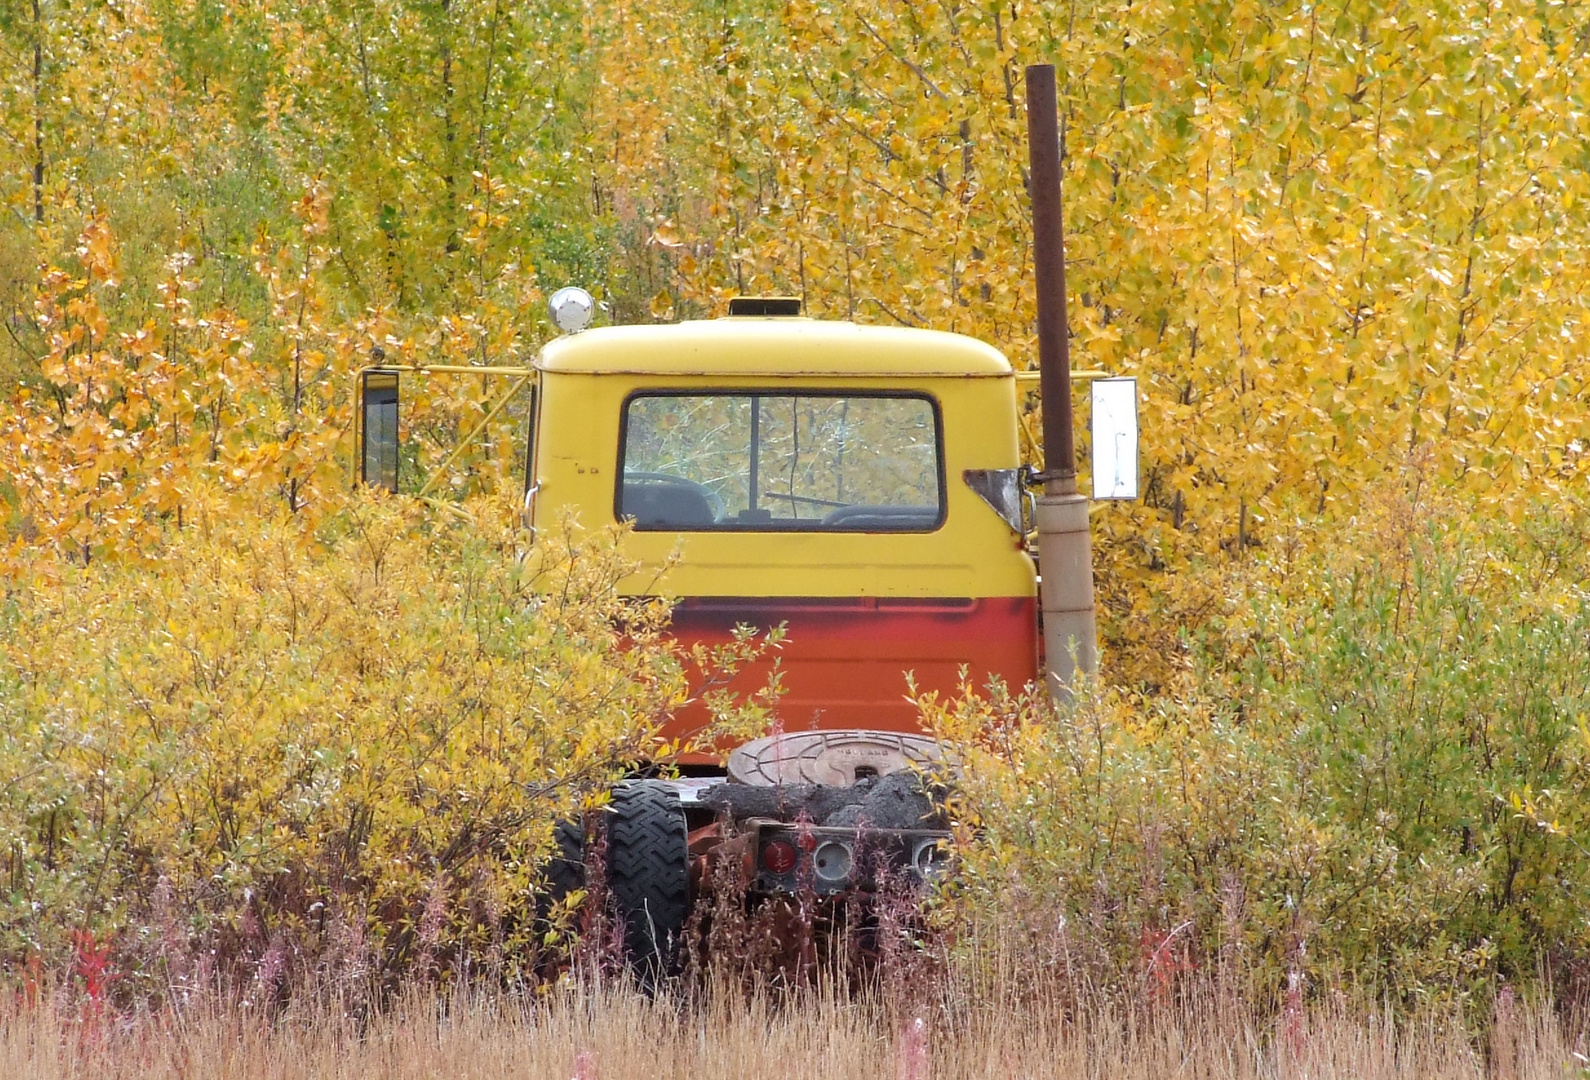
[533,817,587,957]
[542,817,586,907]
[606,781,690,981]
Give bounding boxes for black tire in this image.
[533,817,588,964]
[541,817,586,907]
[606,781,690,981]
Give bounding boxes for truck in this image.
[354,65,1131,979]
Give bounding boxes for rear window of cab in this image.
[616,391,945,532]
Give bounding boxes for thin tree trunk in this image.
[441,0,459,256]
[32,0,44,223]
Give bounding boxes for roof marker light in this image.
[728,296,802,317]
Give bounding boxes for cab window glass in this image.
[619,393,942,532]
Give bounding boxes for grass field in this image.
[3,980,1583,1080]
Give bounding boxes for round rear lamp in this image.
[812,840,853,885]
[760,839,798,875]
[911,838,949,881]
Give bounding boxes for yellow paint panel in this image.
[538,319,1012,378]
[531,326,1035,601]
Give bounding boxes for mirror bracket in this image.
[963,468,1027,535]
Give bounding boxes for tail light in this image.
[760,839,798,875]
[911,838,949,881]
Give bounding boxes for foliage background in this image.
[1,0,1587,1001]
[928,476,1590,1005]
[4,0,1587,678]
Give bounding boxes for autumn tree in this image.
[609,0,1590,680]
[4,0,1586,658]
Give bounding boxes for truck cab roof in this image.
[536,318,1014,378]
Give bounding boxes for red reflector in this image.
[761,839,798,875]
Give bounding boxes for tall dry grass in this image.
[2,979,1583,1080]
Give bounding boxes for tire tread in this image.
[607,782,689,977]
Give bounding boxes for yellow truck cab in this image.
[528,312,1039,754]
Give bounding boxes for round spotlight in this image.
[811,840,853,885]
[548,286,594,333]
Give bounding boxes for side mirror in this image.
[360,369,400,492]
[1090,377,1138,500]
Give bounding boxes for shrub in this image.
[0,489,769,998]
[928,485,1590,1006]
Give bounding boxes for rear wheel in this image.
[542,818,586,907]
[606,782,690,981]
[532,817,587,968]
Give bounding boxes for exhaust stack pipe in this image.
[1026,64,1098,695]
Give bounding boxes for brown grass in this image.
[2,980,1583,1080]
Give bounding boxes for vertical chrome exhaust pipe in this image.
[1025,64,1098,695]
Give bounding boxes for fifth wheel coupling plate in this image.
[726,728,947,787]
